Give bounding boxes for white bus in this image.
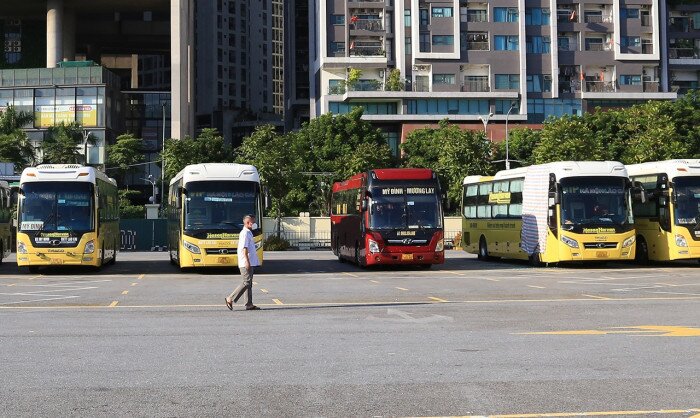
[626,159,700,263]
[167,163,264,269]
[462,161,636,265]
[17,164,119,272]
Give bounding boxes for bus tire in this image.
[635,237,650,265]
[355,244,363,268]
[529,253,543,267]
[108,240,117,265]
[336,239,345,263]
[0,241,4,266]
[477,237,489,261]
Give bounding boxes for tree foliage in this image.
[533,115,605,164]
[118,189,145,219]
[401,119,493,209]
[41,122,89,164]
[493,128,540,168]
[107,134,146,186]
[0,106,36,170]
[162,128,233,181]
[385,68,404,91]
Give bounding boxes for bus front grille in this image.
[204,248,238,255]
[386,239,429,246]
[583,242,618,249]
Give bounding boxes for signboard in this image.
[34,104,97,128]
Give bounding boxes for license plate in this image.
[218,257,231,264]
[595,251,609,258]
[401,253,414,261]
[50,258,64,265]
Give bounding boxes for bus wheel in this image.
[0,241,4,266]
[169,246,177,265]
[108,240,117,265]
[477,237,489,261]
[336,240,345,263]
[635,237,649,265]
[355,244,363,267]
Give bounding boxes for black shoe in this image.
[245,305,261,310]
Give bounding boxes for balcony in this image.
[643,81,659,93]
[349,79,383,91]
[558,37,578,52]
[467,41,489,51]
[557,10,578,24]
[669,47,698,59]
[466,12,488,23]
[641,15,651,27]
[559,80,582,94]
[349,44,385,57]
[668,18,700,33]
[584,14,612,24]
[585,81,615,93]
[350,19,384,31]
[461,79,490,92]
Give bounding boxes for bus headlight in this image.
[561,236,579,249]
[368,239,380,254]
[435,239,444,252]
[622,236,636,248]
[17,242,27,254]
[183,240,201,254]
[675,234,688,248]
[84,240,95,254]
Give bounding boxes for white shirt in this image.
[237,227,260,267]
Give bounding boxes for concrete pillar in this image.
[62,9,76,62]
[46,0,64,68]
[171,0,195,139]
[131,54,139,89]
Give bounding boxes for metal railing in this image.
[351,19,384,31]
[349,45,385,57]
[461,80,490,92]
[585,80,615,92]
[264,231,332,249]
[669,47,698,59]
[559,80,582,94]
[584,15,612,24]
[467,13,488,23]
[467,41,489,51]
[558,39,578,51]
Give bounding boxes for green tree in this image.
[0,106,36,170]
[385,68,404,91]
[533,115,607,164]
[346,68,362,91]
[618,101,687,163]
[656,91,700,158]
[402,119,493,210]
[118,189,145,219]
[493,128,540,168]
[162,128,233,180]
[107,134,146,186]
[41,122,91,164]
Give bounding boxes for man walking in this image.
[225,214,260,311]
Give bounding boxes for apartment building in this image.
[310,0,677,142]
[665,2,700,95]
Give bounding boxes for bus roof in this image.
[169,163,260,186]
[20,165,116,187]
[463,161,627,185]
[333,168,436,193]
[626,159,700,179]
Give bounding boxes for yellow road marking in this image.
[343,272,359,278]
[370,280,380,284]
[689,413,700,418]
[272,298,283,305]
[121,290,128,295]
[583,294,611,300]
[260,288,269,293]
[396,287,408,291]
[527,285,545,289]
[432,408,700,418]
[130,282,138,287]
[518,325,700,337]
[109,301,119,307]
[428,296,448,303]
[137,274,145,280]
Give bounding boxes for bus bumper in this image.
[365,250,444,266]
[554,231,636,262]
[178,246,264,268]
[16,233,102,267]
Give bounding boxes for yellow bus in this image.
[16,165,119,272]
[627,159,700,263]
[462,161,636,265]
[0,181,13,265]
[168,163,264,269]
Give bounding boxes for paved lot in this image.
[0,251,699,417]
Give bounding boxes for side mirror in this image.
[631,181,646,204]
[264,191,271,210]
[176,186,184,209]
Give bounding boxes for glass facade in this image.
[527,99,582,123]
[406,99,489,115]
[329,101,398,115]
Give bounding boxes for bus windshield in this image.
[184,181,258,232]
[19,182,94,232]
[560,177,631,227]
[673,176,700,226]
[369,187,442,230]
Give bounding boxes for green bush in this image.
[264,235,291,251]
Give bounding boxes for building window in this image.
[495,74,519,90]
[419,33,431,52]
[467,9,487,23]
[465,32,489,50]
[420,8,429,26]
[527,98,582,123]
[404,10,411,26]
[432,35,454,46]
[330,42,345,55]
[494,8,518,23]
[328,79,345,95]
[620,36,641,47]
[525,8,550,25]
[526,36,551,53]
[331,14,345,25]
[621,8,639,19]
[494,35,519,51]
[405,36,412,52]
[329,101,398,115]
[406,99,489,115]
[619,75,642,85]
[527,75,552,92]
[432,7,453,18]
[494,99,519,115]
[433,74,455,85]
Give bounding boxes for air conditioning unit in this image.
[459,65,465,71]
[412,65,430,71]
[543,75,552,81]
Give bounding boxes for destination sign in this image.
[376,187,435,195]
[582,227,616,234]
[488,192,511,204]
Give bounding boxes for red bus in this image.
[331,168,445,267]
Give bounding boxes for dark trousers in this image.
[230,267,253,305]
